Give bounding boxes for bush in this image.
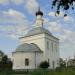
[0,55,12,70]
[39,61,49,69]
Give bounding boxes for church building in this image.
[12,8,59,70]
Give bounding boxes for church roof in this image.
[36,8,43,16]
[15,43,42,52]
[20,27,52,38]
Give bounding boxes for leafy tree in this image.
[52,0,75,16]
[39,61,49,69]
[0,50,4,55]
[0,55,12,70]
[59,58,66,68]
[1,55,8,63]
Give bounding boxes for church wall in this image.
[35,52,44,67]
[45,39,53,68]
[12,8,60,70]
[20,34,49,63]
[44,33,59,69]
[19,33,59,69]
[12,52,36,70]
[20,34,46,53]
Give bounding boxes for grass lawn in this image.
[0,68,75,75]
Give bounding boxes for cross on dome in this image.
[36,7,43,16]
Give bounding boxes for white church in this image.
[12,8,59,70]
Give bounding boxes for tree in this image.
[39,61,49,69]
[59,58,66,68]
[0,50,4,55]
[1,55,8,63]
[52,0,75,16]
[0,55,12,70]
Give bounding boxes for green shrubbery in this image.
[0,55,12,71]
[39,61,49,69]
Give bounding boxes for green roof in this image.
[20,27,52,38]
[15,43,42,52]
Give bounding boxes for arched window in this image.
[25,58,29,66]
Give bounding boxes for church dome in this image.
[21,27,52,38]
[15,43,42,52]
[36,8,43,16]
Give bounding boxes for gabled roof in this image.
[14,43,42,52]
[20,27,52,38]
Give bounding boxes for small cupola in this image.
[35,7,44,28]
[36,7,43,16]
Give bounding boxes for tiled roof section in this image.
[21,27,52,38]
[15,43,42,52]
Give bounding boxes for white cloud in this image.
[25,0,39,13]
[0,9,30,39]
[64,16,74,23]
[0,0,39,14]
[11,0,24,5]
[3,9,25,18]
[47,21,75,43]
[48,12,55,17]
[0,0,24,5]
[48,11,64,17]
[73,2,75,6]
[0,0,9,4]
[47,21,62,33]
[44,18,49,24]
[9,34,18,39]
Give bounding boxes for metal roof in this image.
[21,27,52,38]
[15,43,42,52]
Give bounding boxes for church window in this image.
[25,58,29,66]
[47,41,49,49]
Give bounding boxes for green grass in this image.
[0,68,75,75]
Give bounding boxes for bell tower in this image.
[35,7,44,27]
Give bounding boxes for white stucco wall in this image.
[45,34,59,68]
[12,52,36,70]
[19,33,59,69]
[12,51,44,70]
[20,34,45,52]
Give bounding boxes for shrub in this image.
[39,61,49,69]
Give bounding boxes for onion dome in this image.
[36,8,43,16]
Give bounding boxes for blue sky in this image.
[0,0,75,59]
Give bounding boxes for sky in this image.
[0,0,75,59]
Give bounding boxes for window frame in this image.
[25,58,29,66]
